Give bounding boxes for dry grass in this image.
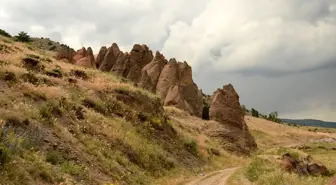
[245,116,334,148]
[1,35,247,185]
[227,116,336,185]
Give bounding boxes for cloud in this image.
[162,0,336,76]
[1,0,336,121]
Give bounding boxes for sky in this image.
[1,0,336,121]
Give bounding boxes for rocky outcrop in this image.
[164,84,203,117]
[56,46,76,63]
[138,51,167,92]
[99,43,121,72]
[95,46,107,68]
[206,84,257,154]
[76,47,95,68]
[73,47,87,62]
[126,44,153,83]
[156,59,203,117]
[156,59,179,97]
[110,52,130,77]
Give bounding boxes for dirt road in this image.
[185,167,239,185]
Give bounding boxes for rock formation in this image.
[95,46,107,68]
[73,47,87,62]
[56,46,76,63]
[138,51,167,92]
[76,47,95,68]
[164,84,203,117]
[156,59,179,97]
[110,51,130,77]
[206,84,257,154]
[126,44,153,83]
[99,43,120,72]
[58,42,258,154]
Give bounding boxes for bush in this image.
[14,31,31,43]
[46,151,64,165]
[49,45,57,51]
[45,68,63,78]
[39,101,63,124]
[0,29,11,37]
[184,139,199,156]
[0,144,11,166]
[251,108,259,117]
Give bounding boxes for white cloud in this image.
[162,0,336,74]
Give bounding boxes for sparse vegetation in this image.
[251,108,259,117]
[184,139,199,156]
[14,31,31,43]
[0,29,11,38]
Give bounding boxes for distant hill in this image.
[281,118,336,128]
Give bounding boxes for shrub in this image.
[61,161,87,177]
[251,108,259,117]
[70,69,88,80]
[82,98,106,115]
[21,72,40,85]
[26,54,40,60]
[45,68,63,78]
[49,45,56,51]
[0,144,11,166]
[46,151,64,165]
[1,71,17,85]
[0,29,11,37]
[22,57,44,72]
[14,31,31,42]
[184,139,199,156]
[39,101,63,123]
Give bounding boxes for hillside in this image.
[228,116,336,185]
[281,118,336,128]
[0,35,253,185]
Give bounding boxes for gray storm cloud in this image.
[1,0,335,121]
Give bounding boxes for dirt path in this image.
[185,167,239,185]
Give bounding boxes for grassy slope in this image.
[0,36,246,185]
[228,116,336,185]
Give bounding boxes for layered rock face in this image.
[206,84,257,154]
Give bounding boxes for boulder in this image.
[99,43,120,72]
[95,46,108,68]
[138,51,167,92]
[207,84,257,154]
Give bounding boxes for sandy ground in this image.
[185,168,239,185]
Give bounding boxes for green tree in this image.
[15,31,31,42]
[251,108,259,117]
[0,29,11,37]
